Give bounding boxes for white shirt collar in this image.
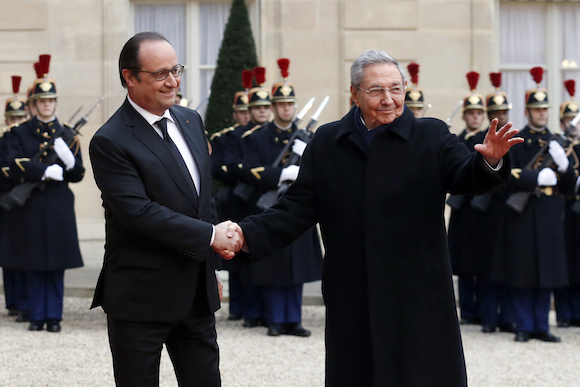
[127,96,174,126]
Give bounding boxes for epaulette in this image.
[242,125,262,139]
[210,126,235,141]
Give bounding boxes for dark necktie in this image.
[156,117,198,196]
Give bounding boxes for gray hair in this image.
[350,49,406,88]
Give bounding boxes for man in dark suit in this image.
[231,50,523,387]
[89,31,242,387]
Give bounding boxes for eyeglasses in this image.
[358,85,406,98]
[137,64,186,81]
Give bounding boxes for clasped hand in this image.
[211,220,244,260]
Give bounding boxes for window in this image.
[134,1,234,118]
[499,1,580,131]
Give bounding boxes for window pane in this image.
[134,3,187,96]
[198,1,231,109]
[499,3,546,129]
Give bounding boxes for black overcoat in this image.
[448,129,490,275]
[491,126,574,289]
[0,117,84,271]
[238,107,510,387]
[240,121,322,286]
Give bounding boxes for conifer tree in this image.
[204,0,258,134]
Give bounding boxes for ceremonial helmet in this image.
[4,76,27,118]
[248,67,271,107]
[462,72,485,112]
[232,70,252,111]
[29,54,58,100]
[405,62,424,108]
[271,58,296,103]
[560,79,578,120]
[525,67,549,108]
[485,72,511,112]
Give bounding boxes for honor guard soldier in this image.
[2,75,29,320]
[239,58,322,337]
[472,72,517,333]
[0,54,85,332]
[554,79,580,328]
[405,62,426,118]
[493,67,575,342]
[448,72,486,326]
[209,70,253,321]
[223,68,272,326]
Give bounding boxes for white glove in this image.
[53,137,76,170]
[42,164,64,181]
[548,140,569,172]
[537,168,557,187]
[292,139,307,157]
[279,165,300,184]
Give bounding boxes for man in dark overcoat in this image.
[232,49,522,387]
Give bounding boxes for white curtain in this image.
[499,3,545,129]
[560,4,580,104]
[134,3,187,96]
[196,2,231,118]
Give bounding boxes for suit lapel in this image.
[122,101,199,210]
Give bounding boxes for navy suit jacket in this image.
[89,98,219,322]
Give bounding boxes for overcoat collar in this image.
[120,98,200,210]
[335,106,413,152]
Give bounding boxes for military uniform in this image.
[405,62,426,118]
[0,55,84,332]
[554,79,580,327]
[239,61,322,336]
[448,72,486,325]
[492,68,575,342]
[1,75,29,320]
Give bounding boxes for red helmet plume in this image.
[39,54,51,77]
[253,67,266,86]
[242,70,253,90]
[564,79,575,98]
[466,72,480,92]
[489,72,502,89]
[530,67,544,85]
[34,62,43,79]
[277,58,290,79]
[11,76,22,94]
[407,63,419,85]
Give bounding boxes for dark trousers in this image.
[26,270,64,322]
[107,310,220,387]
[263,284,303,324]
[478,278,515,327]
[227,268,244,317]
[554,286,580,321]
[458,275,480,321]
[3,268,18,311]
[243,285,266,321]
[511,287,551,333]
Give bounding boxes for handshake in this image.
[211,221,245,260]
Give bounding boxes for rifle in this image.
[232,97,317,202]
[67,105,83,125]
[445,100,463,128]
[256,96,329,211]
[506,134,568,213]
[0,97,103,212]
